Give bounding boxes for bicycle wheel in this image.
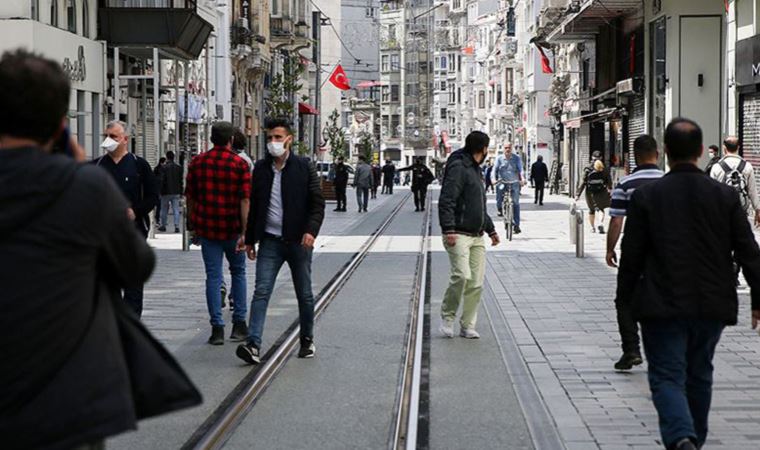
[504,194,513,241]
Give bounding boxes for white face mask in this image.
[101,137,120,153]
[267,141,286,157]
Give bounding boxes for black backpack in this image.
[587,171,607,194]
[719,159,750,210]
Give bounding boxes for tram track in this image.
[181,191,433,450]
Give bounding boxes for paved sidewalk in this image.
[485,191,760,449]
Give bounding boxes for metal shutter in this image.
[741,92,760,182]
[627,96,646,172]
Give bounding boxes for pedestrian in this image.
[617,118,760,450]
[185,121,251,345]
[605,135,664,371]
[371,161,382,199]
[494,143,526,233]
[484,159,494,193]
[0,48,200,450]
[704,144,721,174]
[382,158,396,194]
[530,155,549,205]
[159,151,183,233]
[153,156,166,225]
[438,131,500,339]
[93,120,159,317]
[575,159,612,234]
[232,128,254,173]
[398,157,435,211]
[236,118,325,365]
[333,155,349,212]
[709,136,760,226]
[353,154,373,212]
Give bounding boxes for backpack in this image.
[587,171,607,194]
[719,159,750,210]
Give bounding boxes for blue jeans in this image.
[496,182,521,226]
[641,318,724,449]
[160,194,181,228]
[247,236,315,348]
[200,238,248,327]
[356,187,369,211]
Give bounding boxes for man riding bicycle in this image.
[494,143,526,234]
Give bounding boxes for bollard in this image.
[575,209,585,258]
[181,196,190,251]
[569,202,578,245]
[148,210,156,240]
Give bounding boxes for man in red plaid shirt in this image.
[186,121,252,345]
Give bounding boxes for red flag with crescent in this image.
[329,64,351,90]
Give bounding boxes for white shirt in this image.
[709,154,760,212]
[265,162,285,236]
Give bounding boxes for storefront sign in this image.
[736,35,760,87]
[62,46,86,83]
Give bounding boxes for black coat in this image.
[398,163,434,189]
[334,162,349,187]
[0,148,200,449]
[530,161,549,185]
[161,160,183,196]
[246,152,326,244]
[439,149,496,236]
[618,164,760,324]
[382,163,395,185]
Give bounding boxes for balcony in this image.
[98,0,213,60]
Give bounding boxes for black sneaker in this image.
[674,438,697,450]
[236,342,261,364]
[514,226,522,234]
[298,337,315,358]
[334,207,341,212]
[158,226,167,232]
[598,225,606,234]
[230,321,248,342]
[614,352,643,371]
[208,326,224,345]
[175,227,180,233]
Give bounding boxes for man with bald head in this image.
[93,120,159,316]
[709,135,760,226]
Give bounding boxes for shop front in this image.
[736,34,760,178]
[0,19,105,158]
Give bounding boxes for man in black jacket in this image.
[438,131,500,339]
[159,150,183,233]
[618,118,760,450]
[0,49,197,450]
[333,156,349,212]
[398,157,435,211]
[236,118,325,365]
[382,159,395,194]
[530,155,549,205]
[93,120,159,317]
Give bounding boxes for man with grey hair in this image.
[92,120,159,316]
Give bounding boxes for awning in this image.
[546,0,642,42]
[356,80,382,88]
[563,107,622,126]
[298,102,319,115]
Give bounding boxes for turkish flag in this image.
[329,64,351,90]
[537,45,553,74]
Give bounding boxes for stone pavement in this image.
[483,191,760,449]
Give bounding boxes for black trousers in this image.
[383,182,394,194]
[412,186,428,210]
[124,285,144,317]
[371,185,378,198]
[335,183,347,210]
[614,296,640,354]
[534,181,545,204]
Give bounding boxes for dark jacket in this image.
[161,160,183,196]
[0,148,200,449]
[92,152,159,236]
[439,149,496,237]
[617,164,760,324]
[382,163,395,185]
[398,163,435,189]
[705,155,721,174]
[334,162,349,187]
[372,164,382,186]
[353,161,374,189]
[246,152,325,244]
[530,161,549,184]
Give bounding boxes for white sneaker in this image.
[439,319,455,338]
[459,327,480,339]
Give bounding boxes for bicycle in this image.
[496,180,520,241]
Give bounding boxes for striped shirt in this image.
[609,164,664,217]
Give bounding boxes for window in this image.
[441,108,447,119]
[82,0,89,37]
[382,115,389,134]
[420,61,428,73]
[496,83,503,104]
[388,24,396,40]
[50,0,58,27]
[391,115,400,137]
[448,54,455,72]
[505,68,514,100]
[478,91,485,109]
[271,0,279,16]
[391,84,399,102]
[381,55,389,72]
[448,83,456,103]
[382,86,390,102]
[440,81,447,91]
[31,0,39,20]
[366,7,376,18]
[440,56,447,70]
[390,54,400,71]
[582,59,590,91]
[434,56,440,69]
[66,0,76,33]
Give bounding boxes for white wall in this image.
[313,0,342,124]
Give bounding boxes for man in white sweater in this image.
[710,136,760,226]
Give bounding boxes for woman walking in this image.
[576,159,612,233]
